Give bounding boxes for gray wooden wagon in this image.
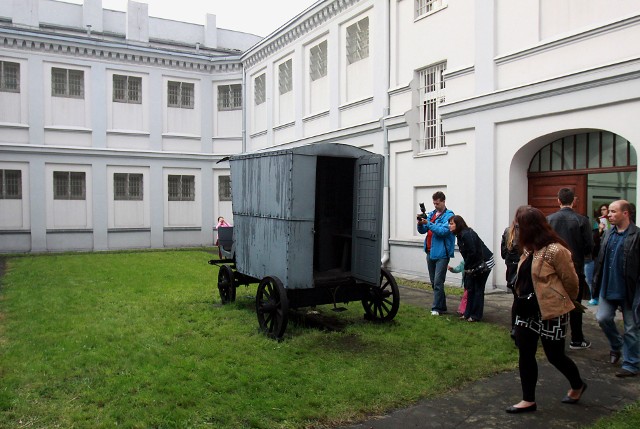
[209,143,400,339]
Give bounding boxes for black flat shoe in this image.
[505,403,537,413]
[562,383,587,404]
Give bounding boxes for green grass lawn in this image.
[0,250,516,428]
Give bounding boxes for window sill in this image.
[0,122,28,129]
[339,96,374,111]
[44,126,92,133]
[162,133,201,140]
[302,110,330,122]
[415,148,448,158]
[107,129,150,136]
[273,121,295,132]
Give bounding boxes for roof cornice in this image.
[0,26,242,74]
[242,0,360,69]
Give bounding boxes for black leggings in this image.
[515,324,583,402]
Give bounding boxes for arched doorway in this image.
[528,131,637,220]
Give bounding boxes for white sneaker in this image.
[431,310,440,316]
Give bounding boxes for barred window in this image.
[167,81,194,108]
[309,41,328,81]
[219,175,231,201]
[0,61,20,93]
[416,0,446,18]
[113,75,142,104]
[114,173,143,201]
[418,62,446,151]
[346,17,369,65]
[168,175,195,201]
[53,171,86,200]
[218,84,242,111]
[51,67,84,98]
[0,169,22,199]
[278,59,292,95]
[254,74,266,105]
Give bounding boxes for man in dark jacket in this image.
[547,188,593,350]
[593,200,640,377]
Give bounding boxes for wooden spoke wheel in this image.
[217,264,237,304]
[362,267,400,322]
[256,276,289,339]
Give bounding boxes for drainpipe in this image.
[381,107,391,268]
[242,65,247,153]
[380,0,391,268]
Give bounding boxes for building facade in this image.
[0,0,260,252]
[2,0,640,289]
[241,0,640,285]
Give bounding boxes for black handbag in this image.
[515,292,540,319]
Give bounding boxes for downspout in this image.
[241,64,247,153]
[380,0,391,268]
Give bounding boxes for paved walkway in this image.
[340,285,640,429]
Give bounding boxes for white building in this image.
[2,0,640,289]
[241,0,640,285]
[0,0,260,252]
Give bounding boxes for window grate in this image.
[310,41,328,81]
[167,81,194,109]
[346,17,369,65]
[217,84,242,110]
[0,61,20,93]
[113,75,142,104]
[218,175,232,201]
[278,59,293,95]
[254,74,266,105]
[53,171,86,200]
[114,173,143,200]
[168,175,195,201]
[418,62,446,151]
[51,67,84,98]
[0,169,22,199]
[356,162,379,233]
[416,0,446,18]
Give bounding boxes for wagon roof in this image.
[228,143,377,161]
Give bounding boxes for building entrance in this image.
[528,131,637,223]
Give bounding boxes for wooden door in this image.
[528,174,587,216]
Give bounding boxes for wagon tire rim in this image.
[362,267,400,322]
[256,276,289,339]
[217,265,236,304]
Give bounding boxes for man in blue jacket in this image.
[417,191,455,315]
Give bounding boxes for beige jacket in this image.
[519,243,578,320]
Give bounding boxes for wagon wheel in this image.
[256,276,289,339]
[217,264,236,304]
[362,267,400,322]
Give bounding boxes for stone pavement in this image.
[340,285,640,429]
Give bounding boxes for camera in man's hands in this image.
[417,202,427,221]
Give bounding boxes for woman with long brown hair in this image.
[506,206,587,414]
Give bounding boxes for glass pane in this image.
[551,141,563,171]
[615,136,628,167]
[588,132,600,169]
[114,173,126,199]
[539,145,551,172]
[529,152,540,172]
[563,137,574,170]
[575,134,587,169]
[601,132,614,168]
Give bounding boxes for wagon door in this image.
[351,155,384,285]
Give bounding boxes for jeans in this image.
[596,296,640,373]
[464,269,490,321]
[427,254,449,312]
[584,260,594,299]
